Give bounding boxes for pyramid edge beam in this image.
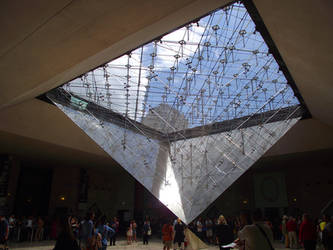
[48,88,305,143]
[243,0,311,119]
[166,105,304,142]
[47,88,168,141]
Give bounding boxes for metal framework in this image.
[47,1,307,223]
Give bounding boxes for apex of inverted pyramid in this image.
[47,90,301,223]
[46,1,307,224]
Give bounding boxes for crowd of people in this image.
[0,212,152,250]
[185,211,333,250]
[55,213,156,250]
[279,214,333,250]
[0,210,331,250]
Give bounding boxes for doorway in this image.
[15,166,53,216]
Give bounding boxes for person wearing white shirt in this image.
[196,218,203,241]
[26,216,33,241]
[8,215,15,241]
[238,209,274,250]
[26,218,33,228]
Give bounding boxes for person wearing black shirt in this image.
[54,216,80,250]
[142,220,151,245]
[215,215,234,250]
[174,218,185,250]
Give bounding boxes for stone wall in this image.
[209,149,333,218]
[83,169,135,218]
[48,166,80,215]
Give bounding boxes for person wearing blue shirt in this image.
[96,218,115,250]
[79,213,94,250]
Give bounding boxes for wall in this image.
[6,147,333,220]
[7,157,20,213]
[210,148,333,218]
[5,153,135,218]
[48,166,80,215]
[82,169,135,218]
[0,99,107,157]
[265,118,333,156]
[47,164,136,217]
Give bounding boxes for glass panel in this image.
[47,2,305,223]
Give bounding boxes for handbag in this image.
[147,228,152,236]
[127,229,132,237]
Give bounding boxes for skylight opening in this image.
[61,2,301,134]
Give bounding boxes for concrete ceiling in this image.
[252,0,333,126]
[0,130,113,168]
[0,0,227,109]
[1,0,333,164]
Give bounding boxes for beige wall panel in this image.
[266,118,333,156]
[0,99,106,157]
[0,0,228,109]
[252,0,333,126]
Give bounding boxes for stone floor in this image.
[8,239,302,250]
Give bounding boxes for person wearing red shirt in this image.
[299,214,317,250]
[286,216,298,249]
[162,221,174,250]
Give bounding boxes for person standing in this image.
[54,216,80,250]
[50,216,59,240]
[109,217,119,246]
[95,218,114,250]
[126,222,132,245]
[35,216,44,241]
[0,213,9,249]
[205,218,213,244]
[142,220,151,245]
[8,214,15,241]
[323,215,333,250]
[238,209,274,250]
[162,220,173,250]
[215,215,234,250]
[196,217,203,240]
[174,218,185,250]
[236,210,252,250]
[287,216,298,249]
[90,228,102,250]
[79,213,94,250]
[70,216,79,240]
[26,216,33,241]
[299,214,317,250]
[132,220,137,242]
[281,215,289,248]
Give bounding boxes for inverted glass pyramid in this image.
[47,2,305,223]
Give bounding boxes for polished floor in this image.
[8,239,302,250]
